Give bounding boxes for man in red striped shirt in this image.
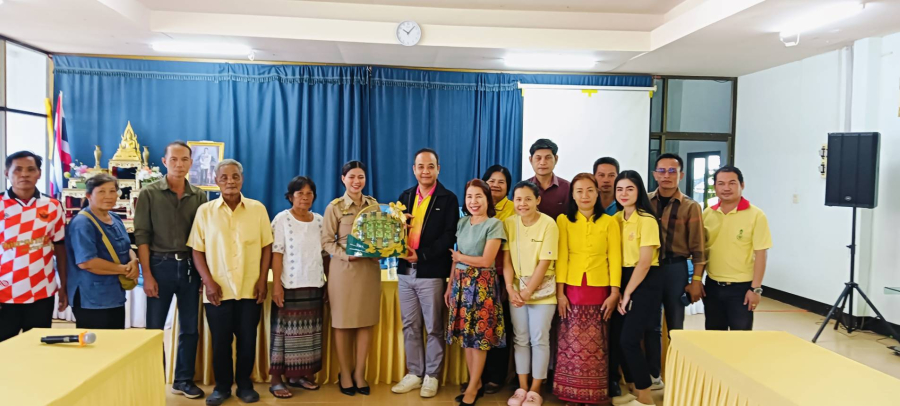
[0,151,68,342]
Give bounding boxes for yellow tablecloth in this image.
[166,276,469,386]
[664,330,900,406]
[0,328,164,406]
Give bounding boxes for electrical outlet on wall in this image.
[792,194,800,204]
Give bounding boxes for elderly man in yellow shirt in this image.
[188,159,274,406]
[698,166,772,331]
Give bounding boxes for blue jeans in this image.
[145,253,201,384]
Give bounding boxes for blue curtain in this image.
[367,67,653,200]
[54,57,651,214]
[54,56,369,215]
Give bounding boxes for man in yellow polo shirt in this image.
[188,159,274,405]
[699,166,772,331]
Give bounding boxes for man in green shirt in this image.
[134,141,208,400]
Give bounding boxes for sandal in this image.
[268,383,293,399]
[287,377,320,390]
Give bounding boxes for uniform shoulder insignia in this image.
[330,197,342,206]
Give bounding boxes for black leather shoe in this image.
[236,388,260,403]
[338,374,356,396]
[483,382,502,394]
[205,390,230,406]
[610,381,622,397]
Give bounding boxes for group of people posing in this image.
[0,137,771,406]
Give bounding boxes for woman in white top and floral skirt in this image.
[268,176,329,399]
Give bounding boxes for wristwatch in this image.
[750,286,763,295]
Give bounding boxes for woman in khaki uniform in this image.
[321,160,381,397]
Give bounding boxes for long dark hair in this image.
[614,170,655,218]
[566,173,606,223]
[462,179,496,217]
[615,170,663,246]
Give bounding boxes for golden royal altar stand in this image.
[60,122,149,233]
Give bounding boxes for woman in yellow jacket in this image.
[552,173,622,405]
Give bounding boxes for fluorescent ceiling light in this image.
[151,42,253,56]
[504,53,597,70]
[779,2,864,37]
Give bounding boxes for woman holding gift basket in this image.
[322,160,381,397]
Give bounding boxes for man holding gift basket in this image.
[391,148,460,398]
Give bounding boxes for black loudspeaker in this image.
[825,132,880,208]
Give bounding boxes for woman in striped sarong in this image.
[269,176,328,399]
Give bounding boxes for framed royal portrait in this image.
[187,141,225,191]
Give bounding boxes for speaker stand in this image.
[812,207,900,343]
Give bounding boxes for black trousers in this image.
[613,266,664,391]
[646,259,690,377]
[72,291,126,330]
[703,278,754,331]
[609,267,665,386]
[205,299,262,392]
[481,296,512,385]
[0,296,55,342]
[145,255,201,384]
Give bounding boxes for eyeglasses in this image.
[654,168,679,174]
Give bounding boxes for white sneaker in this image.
[650,375,664,391]
[420,375,439,397]
[391,374,422,394]
[612,393,638,405]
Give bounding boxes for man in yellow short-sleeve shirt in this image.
[188,159,274,405]
[699,166,772,331]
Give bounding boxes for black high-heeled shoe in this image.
[353,376,370,395]
[454,387,484,403]
[337,374,356,396]
[458,398,477,406]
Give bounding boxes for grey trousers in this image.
[509,303,556,380]
[399,269,446,377]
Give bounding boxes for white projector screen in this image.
[521,88,651,184]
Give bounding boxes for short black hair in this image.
[529,139,558,156]
[512,180,541,199]
[341,160,367,176]
[85,174,119,195]
[5,151,43,172]
[481,165,512,188]
[285,176,317,204]
[593,157,620,174]
[165,141,191,157]
[414,148,440,165]
[713,165,744,184]
[655,153,684,170]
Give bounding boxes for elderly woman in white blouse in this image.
[268,176,330,399]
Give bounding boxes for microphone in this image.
[41,331,97,347]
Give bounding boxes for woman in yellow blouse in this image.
[552,173,622,406]
[503,181,559,406]
[483,165,515,222]
[610,170,662,406]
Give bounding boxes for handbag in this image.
[78,211,137,291]
[515,218,556,301]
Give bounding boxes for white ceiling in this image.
[0,0,898,77]
[280,0,689,14]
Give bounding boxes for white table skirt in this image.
[53,289,176,329]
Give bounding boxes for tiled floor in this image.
[58,296,900,405]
